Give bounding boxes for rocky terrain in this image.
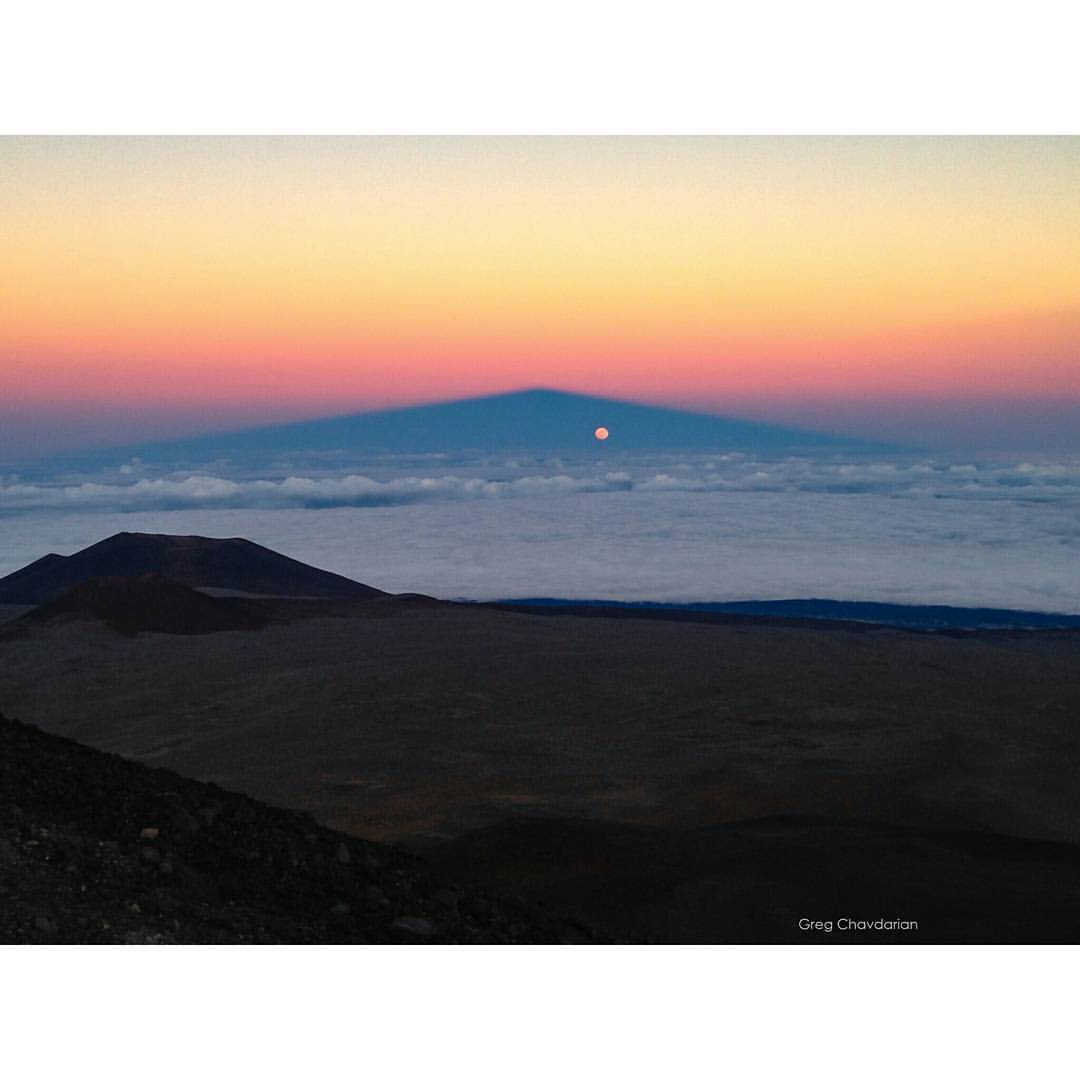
[5,532,1080,943]
[0,711,602,944]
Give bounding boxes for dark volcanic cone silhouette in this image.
[16,575,269,636]
[0,532,384,605]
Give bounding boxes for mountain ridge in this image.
[0,532,383,605]
[491,596,1080,632]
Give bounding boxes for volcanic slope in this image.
[11,575,269,637]
[0,532,384,605]
[0,711,602,944]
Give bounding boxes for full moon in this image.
[594,426,610,441]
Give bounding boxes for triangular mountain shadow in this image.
[60,388,893,467]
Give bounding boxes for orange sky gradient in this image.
[3,137,1079,455]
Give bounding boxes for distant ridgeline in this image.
[492,597,1080,632]
[43,389,891,471]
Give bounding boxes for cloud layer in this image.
[6,452,1080,512]
[3,451,1079,613]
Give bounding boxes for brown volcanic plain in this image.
[3,534,1080,942]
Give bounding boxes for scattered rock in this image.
[33,916,58,937]
[170,808,200,837]
[433,888,460,910]
[460,896,492,920]
[0,711,601,945]
[393,916,436,938]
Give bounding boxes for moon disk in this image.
[594,426,610,441]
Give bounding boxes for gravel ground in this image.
[0,711,605,945]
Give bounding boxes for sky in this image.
[2,136,1079,457]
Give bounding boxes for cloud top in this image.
[5,453,1080,514]
[3,451,1079,614]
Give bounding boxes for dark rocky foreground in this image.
[420,814,1080,944]
[6,532,1080,944]
[0,712,603,945]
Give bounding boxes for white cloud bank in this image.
[6,454,1080,512]
[2,451,1079,613]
